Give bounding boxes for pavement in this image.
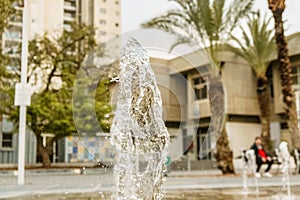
[0,168,300,199]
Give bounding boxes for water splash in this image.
[110,38,170,200]
[242,150,259,196]
[241,150,249,194]
[278,141,292,198]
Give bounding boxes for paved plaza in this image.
[0,168,300,199]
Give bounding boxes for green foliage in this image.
[73,76,112,135]
[2,22,112,143]
[226,11,276,76]
[0,0,19,34]
[142,0,254,69]
[0,1,21,122]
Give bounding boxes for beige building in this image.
[142,51,261,163]
[143,34,300,167]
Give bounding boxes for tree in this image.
[0,0,19,117]
[142,0,254,174]
[5,23,112,166]
[268,0,300,149]
[226,12,276,151]
[0,0,18,34]
[73,70,112,136]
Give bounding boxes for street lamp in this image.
[14,0,31,185]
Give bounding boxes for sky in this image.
[122,0,300,34]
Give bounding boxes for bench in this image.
[240,149,282,173]
[274,148,283,171]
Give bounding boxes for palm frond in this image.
[211,0,225,38]
[226,0,254,33]
[229,11,276,76]
[169,36,192,52]
[142,0,254,69]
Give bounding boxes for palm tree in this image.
[142,0,254,174]
[226,12,276,152]
[268,0,300,149]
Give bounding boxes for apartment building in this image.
[2,0,121,60]
[0,0,121,164]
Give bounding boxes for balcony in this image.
[64,4,77,11]
[3,48,21,59]
[4,31,22,43]
[8,21,22,27]
[64,15,76,22]
[63,24,73,32]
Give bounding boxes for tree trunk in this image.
[37,135,52,167]
[216,126,235,174]
[209,76,235,174]
[268,0,300,149]
[256,75,272,152]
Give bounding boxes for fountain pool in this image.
[5,186,300,200]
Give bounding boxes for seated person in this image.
[250,136,273,178]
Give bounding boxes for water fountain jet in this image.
[241,149,259,196]
[278,141,292,199]
[110,38,170,200]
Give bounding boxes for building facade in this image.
[151,33,300,163]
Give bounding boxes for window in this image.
[99,19,106,25]
[64,12,75,18]
[115,11,119,16]
[5,30,21,40]
[197,127,211,160]
[63,23,72,31]
[115,23,119,27]
[115,1,119,5]
[100,8,107,14]
[64,0,76,6]
[6,65,18,72]
[193,76,207,100]
[291,65,300,85]
[183,129,194,155]
[1,132,13,148]
[9,15,22,23]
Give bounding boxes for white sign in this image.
[14,83,32,106]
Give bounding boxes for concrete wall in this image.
[168,128,183,161]
[109,58,184,123]
[168,49,211,73]
[226,121,282,158]
[177,51,260,118]
[226,122,261,158]
[221,58,260,116]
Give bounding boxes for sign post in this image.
[14,0,31,185]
